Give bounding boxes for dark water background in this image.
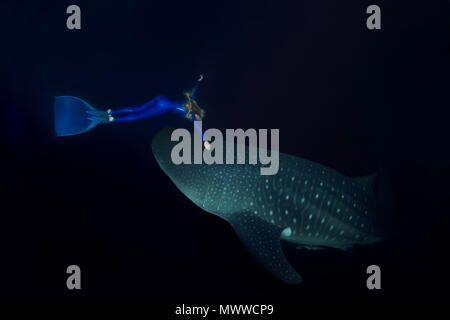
[1,0,449,303]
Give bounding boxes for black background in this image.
[1,0,449,306]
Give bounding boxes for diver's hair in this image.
[183,90,205,120]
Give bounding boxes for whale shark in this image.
[152,127,389,284]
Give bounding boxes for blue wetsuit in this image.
[54,79,202,136]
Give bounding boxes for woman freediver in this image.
[54,75,206,137]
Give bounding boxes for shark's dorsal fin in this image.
[227,211,303,284]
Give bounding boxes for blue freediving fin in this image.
[54,96,109,136]
[227,211,303,284]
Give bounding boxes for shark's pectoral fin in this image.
[227,211,303,285]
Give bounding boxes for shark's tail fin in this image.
[355,170,395,237]
[374,169,395,236]
[54,96,110,136]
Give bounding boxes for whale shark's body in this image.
[152,128,388,284]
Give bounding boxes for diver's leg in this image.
[112,96,181,122]
[110,96,165,116]
[109,107,136,115]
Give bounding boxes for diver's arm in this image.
[171,105,189,118]
[191,74,203,100]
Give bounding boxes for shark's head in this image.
[152,127,212,210]
[152,127,303,284]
